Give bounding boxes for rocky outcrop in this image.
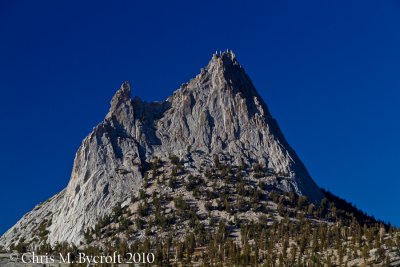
[0,50,323,248]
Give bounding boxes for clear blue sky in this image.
[1,0,400,234]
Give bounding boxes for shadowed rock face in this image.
[0,51,323,248]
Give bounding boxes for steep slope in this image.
[155,51,322,201]
[0,51,323,248]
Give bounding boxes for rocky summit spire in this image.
[0,51,324,248]
[211,49,238,66]
[207,49,241,78]
[196,50,273,120]
[106,80,132,119]
[161,51,323,202]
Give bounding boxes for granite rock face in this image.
[0,51,323,248]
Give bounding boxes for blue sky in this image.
[1,0,400,234]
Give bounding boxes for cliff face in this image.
[0,51,323,248]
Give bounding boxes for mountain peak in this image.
[1,51,395,267]
[0,51,324,249]
[207,49,241,74]
[186,51,272,121]
[106,81,132,119]
[212,49,237,63]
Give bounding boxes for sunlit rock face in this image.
[0,51,323,248]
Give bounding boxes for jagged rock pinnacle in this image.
[0,51,324,248]
[106,81,132,119]
[208,49,240,75]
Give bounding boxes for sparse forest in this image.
[11,154,399,267]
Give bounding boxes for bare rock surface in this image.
[0,51,323,248]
